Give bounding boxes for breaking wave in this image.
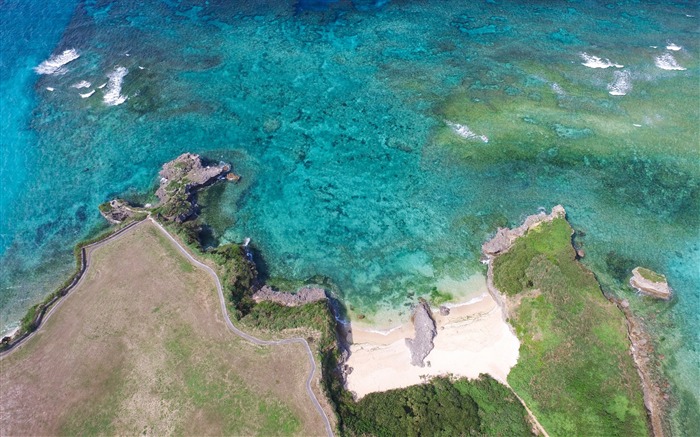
[655,53,686,71]
[446,121,489,143]
[580,52,623,69]
[607,70,632,96]
[34,49,80,75]
[71,80,91,89]
[103,66,129,106]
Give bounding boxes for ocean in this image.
[1,0,698,432]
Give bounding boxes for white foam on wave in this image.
[666,42,682,51]
[655,53,686,71]
[34,49,80,75]
[97,82,107,89]
[103,66,129,106]
[446,121,489,143]
[71,80,91,89]
[80,90,95,99]
[551,82,566,96]
[580,52,623,69]
[607,70,632,96]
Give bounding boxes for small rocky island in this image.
[630,267,672,300]
[405,299,437,367]
[99,153,237,224]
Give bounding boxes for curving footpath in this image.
[1,218,334,437]
[149,218,335,437]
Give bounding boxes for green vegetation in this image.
[636,267,666,283]
[209,244,258,318]
[340,375,532,437]
[98,201,113,214]
[493,218,649,436]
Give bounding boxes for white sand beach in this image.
[345,274,520,399]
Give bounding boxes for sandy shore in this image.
[345,274,520,399]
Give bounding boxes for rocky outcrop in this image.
[482,205,566,256]
[252,286,326,307]
[405,299,437,367]
[98,199,135,224]
[615,299,668,437]
[630,267,672,300]
[155,153,230,222]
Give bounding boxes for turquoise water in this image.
[1,0,698,432]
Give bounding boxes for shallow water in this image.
[1,0,698,432]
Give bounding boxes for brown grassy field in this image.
[0,221,326,436]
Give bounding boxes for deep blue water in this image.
[1,0,698,432]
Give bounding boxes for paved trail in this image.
[2,218,335,437]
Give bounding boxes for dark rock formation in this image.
[155,153,229,222]
[98,199,135,224]
[630,267,672,300]
[252,285,326,307]
[405,299,437,367]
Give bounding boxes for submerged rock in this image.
[630,267,672,300]
[405,299,437,367]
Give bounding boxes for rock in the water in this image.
[630,267,672,300]
[439,305,450,316]
[252,286,326,306]
[155,153,229,222]
[405,299,437,367]
[99,199,135,224]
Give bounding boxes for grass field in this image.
[0,221,326,436]
[493,218,649,436]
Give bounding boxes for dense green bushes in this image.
[208,244,258,318]
[342,377,480,437]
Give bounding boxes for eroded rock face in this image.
[99,199,135,224]
[482,205,566,256]
[155,153,229,222]
[405,300,437,367]
[252,286,326,307]
[630,267,672,300]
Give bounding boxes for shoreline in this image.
[344,273,521,400]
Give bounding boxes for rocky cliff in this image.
[252,286,326,307]
[155,153,230,222]
[482,205,566,256]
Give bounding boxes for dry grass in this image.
[0,221,326,436]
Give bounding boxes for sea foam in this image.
[71,80,91,89]
[80,90,95,99]
[666,42,682,51]
[580,52,623,69]
[655,53,686,71]
[103,66,128,106]
[446,121,489,143]
[34,49,80,75]
[607,70,632,96]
